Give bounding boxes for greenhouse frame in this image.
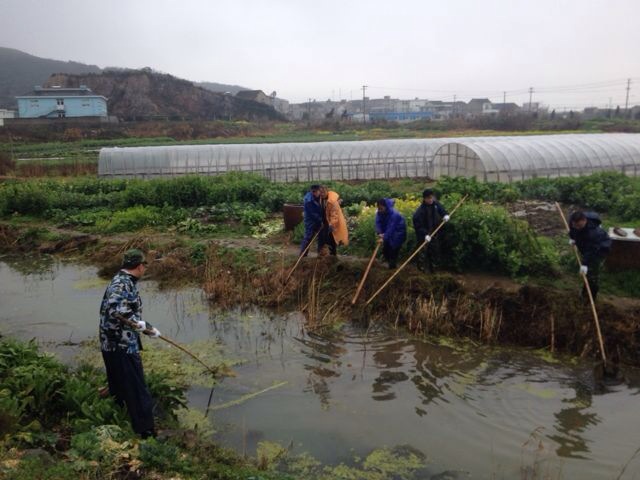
[98,139,448,182]
[431,133,640,182]
[98,133,640,182]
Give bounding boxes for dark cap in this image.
[569,210,586,223]
[310,184,321,191]
[122,249,146,269]
[422,188,434,198]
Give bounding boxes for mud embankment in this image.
[2,223,640,368]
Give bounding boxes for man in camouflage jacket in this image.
[99,249,161,437]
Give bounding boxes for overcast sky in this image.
[1,0,639,109]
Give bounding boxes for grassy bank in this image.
[0,171,639,363]
[1,170,639,284]
[0,338,465,480]
[0,338,286,479]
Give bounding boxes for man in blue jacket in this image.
[300,184,323,256]
[569,211,611,300]
[412,189,449,272]
[375,198,407,268]
[99,249,161,438]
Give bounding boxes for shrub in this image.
[239,208,267,226]
[0,151,15,175]
[97,206,164,233]
[350,196,559,277]
[122,179,161,207]
[441,200,559,276]
[258,184,305,212]
[613,191,640,219]
[1,182,51,215]
[139,438,184,472]
[0,340,130,437]
[517,171,636,216]
[154,176,211,207]
[436,176,521,202]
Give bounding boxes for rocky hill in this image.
[197,81,248,95]
[45,69,283,121]
[0,47,101,108]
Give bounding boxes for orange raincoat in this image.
[324,190,349,246]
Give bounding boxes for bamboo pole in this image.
[283,227,322,285]
[208,381,288,411]
[117,315,219,375]
[554,202,607,364]
[365,194,468,306]
[155,334,219,376]
[351,242,381,304]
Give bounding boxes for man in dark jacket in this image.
[569,211,611,300]
[375,198,407,268]
[412,189,449,272]
[300,184,323,256]
[99,249,161,438]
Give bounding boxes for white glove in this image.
[148,327,161,338]
[425,235,432,243]
[579,265,588,275]
[135,320,147,331]
[569,239,576,246]
[443,215,450,222]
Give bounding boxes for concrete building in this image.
[16,85,107,119]
[270,97,288,115]
[0,109,16,126]
[369,111,434,122]
[235,90,271,105]
[491,103,521,115]
[467,98,492,116]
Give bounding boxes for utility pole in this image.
[625,78,631,117]
[453,94,456,117]
[528,87,534,112]
[503,91,506,105]
[362,85,368,124]
[307,98,312,127]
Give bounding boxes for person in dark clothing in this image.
[99,249,161,438]
[375,198,407,268]
[300,184,323,256]
[568,211,611,300]
[412,189,450,272]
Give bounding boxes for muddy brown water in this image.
[1,257,640,479]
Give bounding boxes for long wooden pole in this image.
[283,227,322,285]
[554,202,607,364]
[155,334,219,375]
[117,315,219,375]
[351,242,381,304]
[365,194,468,306]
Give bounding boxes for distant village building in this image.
[235,90,271,105]
[285,95,556,123]
[522,101,541,113]
[16,85,107,119]
[369,111,434,122]
[491,103,521,115]
[467,98,492,116]
[0,109,16,126]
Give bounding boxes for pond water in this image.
[1,257,639,479]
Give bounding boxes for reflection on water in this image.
[1,258,640,479]
[202,313,640,479]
